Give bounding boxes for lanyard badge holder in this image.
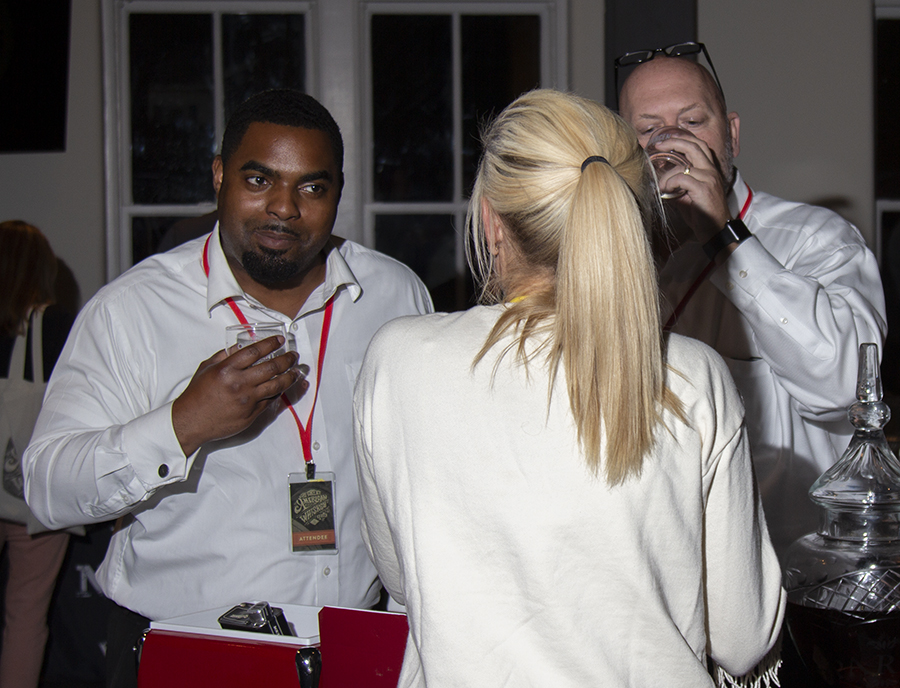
[201,235,339,555]
[285,296,338,554]
[288,469,337,553]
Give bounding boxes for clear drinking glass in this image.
[646,127,690,200]
[226,323,293,362]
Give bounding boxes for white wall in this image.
[699,0,874,245]
[0,1,106,306]
[570,0,605,102]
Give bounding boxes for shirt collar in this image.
[204,224,362,317]
[728,169,750,219]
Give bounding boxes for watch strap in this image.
[702,218,752,261]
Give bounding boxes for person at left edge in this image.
[22,90,433,678]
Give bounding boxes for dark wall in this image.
[604,0,696,108]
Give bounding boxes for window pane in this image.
[130,14,215,205]
[222,13,306,122]
[0,2,69,153]
[462,15,540,195]
[877,19,900,198]
[881,211,900,401]
[375,214,472,311]
[371,15,453,202]
[132,215,194,265]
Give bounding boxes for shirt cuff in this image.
[121,401,192,489]
[709,235,779,303]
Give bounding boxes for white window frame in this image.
[360,1,567,281]
[101,0,316,281]
[102,0,567,282]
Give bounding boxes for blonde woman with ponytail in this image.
[353,90,784,688]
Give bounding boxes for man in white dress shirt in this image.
[616,48,886,561]
[23,90,432,687]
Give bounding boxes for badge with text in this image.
[288,472,338,554]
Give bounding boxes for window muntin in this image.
[366,5,551,311]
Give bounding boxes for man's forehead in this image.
[621,59,717,117]
[630,101,710,122]
[238,121,328,148]
[228,123,335,168]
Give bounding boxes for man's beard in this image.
[241,247,304,288]
[721,134,736,188]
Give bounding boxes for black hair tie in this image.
[581,156,611,172]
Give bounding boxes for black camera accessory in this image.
[296,647,323,688]
[218,601,294,635]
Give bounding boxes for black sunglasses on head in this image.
[613,41,725,107]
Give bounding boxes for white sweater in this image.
[353,305,785,687]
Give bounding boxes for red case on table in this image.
[137,605,408,688]
[317,606,408,687]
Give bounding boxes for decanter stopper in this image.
[808,343,900,522]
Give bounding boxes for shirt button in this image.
[739,270,748,278]
[781,318,788,324]
[291,323,299,331]
[323,567,331,576]
[158,464,169,478]
[725,281,734,291]
[313,441,320,450]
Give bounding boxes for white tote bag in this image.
[0,310,51,533]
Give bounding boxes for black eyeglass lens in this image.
[665,42,702,58]
[615,50,654,68]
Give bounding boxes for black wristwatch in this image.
[702,218,752,261]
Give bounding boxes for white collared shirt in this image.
[659,171,887,559]
[24,227,432,619]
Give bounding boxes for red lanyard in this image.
[663,187,753,332]
[202,235,334,475]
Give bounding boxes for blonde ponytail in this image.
[468,89,682,484]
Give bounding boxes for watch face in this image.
[704,220,751,261]
[725,218,752,242]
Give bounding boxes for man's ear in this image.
[482,199,506,256]
[727,112,741,159]
[212,156,224,197]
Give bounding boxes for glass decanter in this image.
[783,343,900,687]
